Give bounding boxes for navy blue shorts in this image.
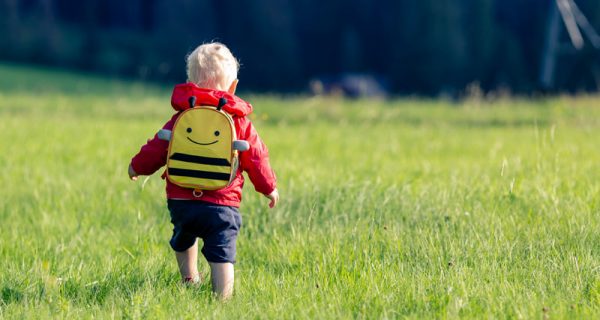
[167,199,242,264]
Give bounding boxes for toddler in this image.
[128,42,278,299]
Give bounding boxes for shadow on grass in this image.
[1,286,24,304]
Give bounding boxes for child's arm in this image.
[238,118,278,207]
[129,113,179,179]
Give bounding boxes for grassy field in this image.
[0,63,599,319]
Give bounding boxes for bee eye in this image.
[214,131,220,137]
[187,128,192,133]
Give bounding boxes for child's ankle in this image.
[183,274,201,284]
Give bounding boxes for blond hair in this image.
[186,42,239,91]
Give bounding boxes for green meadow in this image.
[0,64,599,319]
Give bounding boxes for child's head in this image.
[186,42,239,92]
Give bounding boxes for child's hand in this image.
[266,189,279,208]
[128,164,139,181]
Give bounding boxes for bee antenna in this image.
[188,96,196,109]
[217,97,227,111]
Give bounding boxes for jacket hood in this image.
[170,83,253,117]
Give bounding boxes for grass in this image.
[0,63,599,318]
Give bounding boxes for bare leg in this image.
[175,239,201,283]
[208,262,234,299]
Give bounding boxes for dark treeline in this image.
[1,0,599,94]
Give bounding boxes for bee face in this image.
[185,126,221,145]
[174,108,232,156]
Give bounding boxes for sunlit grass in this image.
[0,64,599,318]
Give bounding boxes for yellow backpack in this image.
[157,96,249,197]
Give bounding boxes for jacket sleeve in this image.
[130,113,178,176]
[238,117,277,195]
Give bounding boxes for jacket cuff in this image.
[260,184,276,196]
[130,160,142,175]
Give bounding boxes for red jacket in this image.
[130,83,276,207]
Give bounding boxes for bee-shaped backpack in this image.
[157,96,249,197]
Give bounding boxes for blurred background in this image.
[1,0,599,96]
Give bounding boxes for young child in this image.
[128,42,278,299]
